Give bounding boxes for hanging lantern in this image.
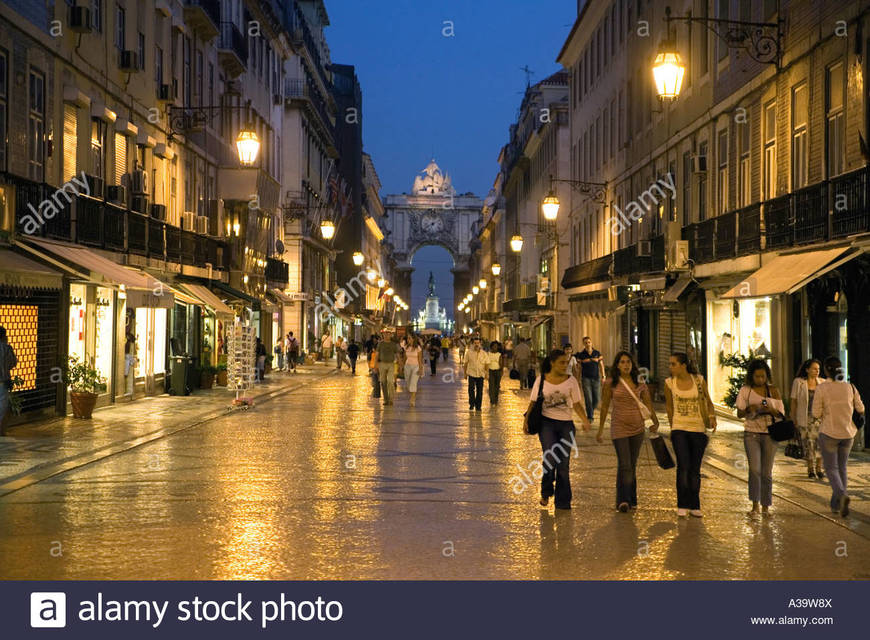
[236,126,261,166]
[652,40,686,100]
[510,234,524,252]
[320,219,335,239]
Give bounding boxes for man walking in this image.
[321,331,332,362]
[335,336,346,370]
[374,330,400,406]
[464,337,487,412]
[441,335,451,361]
[285,332,299,373]
[347,339,360,375]
[0,326,17,435]
[513,337,532,390]
[578,336,605,421]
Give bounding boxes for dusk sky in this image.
[326,1,577,319]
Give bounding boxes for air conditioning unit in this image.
[637,239,652,257]
[131,195,149,214]
[667,239,691,271]
[107,185,127,205]
[157,83,175,102]
[692,154,707,173]
[150,203,167,220]
[119,50,139,72]
[69,6,92,33]
[129,169,148,195]
[195,215,209,234]
[207,198,224,236]
[83,174,104,199]
[181,211,196,231]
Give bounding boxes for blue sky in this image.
[325,0,577,318]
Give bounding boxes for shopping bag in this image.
[649,434,675,469]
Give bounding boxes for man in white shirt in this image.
[463,337,487,412]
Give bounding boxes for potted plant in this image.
[66,356,107,419]
[200,364,217,389]
[7,375,24,416]
[215,362,228,386]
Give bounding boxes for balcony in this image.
[284,78,335,141]
[714,211,736,260]
[561,254,612,289]
[793,182,828,245]
[287,3,331,90]
[613,244,651,277]
[218,22,247,78]
[736,203,762,255]
[183,0,220,41]
[11,177,72,241]
[830,167,870,238]
[265,257,289,286]
[764,193,792,250]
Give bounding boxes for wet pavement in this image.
[1,353,869,580]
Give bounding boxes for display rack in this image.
[226,322,255,408]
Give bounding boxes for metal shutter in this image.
[114,132,127,185]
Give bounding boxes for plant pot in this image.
[216,371,228,386]
[201,373,215,389]
[70,391,98,419]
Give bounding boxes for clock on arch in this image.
[421,213,444,234]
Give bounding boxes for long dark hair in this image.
[824,356,844,381]
[541,349,566,376]
[796,358,822,380]
[609,351,640,387]
[671,352,698,375]
[744,358,772,386]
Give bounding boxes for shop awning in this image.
[0,250,62,289]
[531,315,554,329]
[663,273,694,303]
[721,246,859,299]
[270,288,294,304]
[212,281,261,310]
[166,285,200,305]
[178,283,235,316]
[18,238,174,307]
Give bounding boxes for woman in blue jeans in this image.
[736,359,784,516]
[523,350,591,510]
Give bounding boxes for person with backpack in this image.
[513,338,532,390]
[285,332,299,373]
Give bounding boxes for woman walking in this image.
[457,336,467,365]
[403,335,424,407]
[597,351,659,512]
[812,357,865,517]
[664,352,716,517]
[523,350,591,510]
[736,359,785,515]
[790,359,825,478]
[487,341,505,406]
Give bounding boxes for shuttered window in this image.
[63,104,77,182]
[114,132,127,185]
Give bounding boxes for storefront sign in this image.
[125,288,174,309]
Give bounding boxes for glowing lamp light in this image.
[377,277,386,288]
[236,126,261,166]
[385,287,394,296]
[320,219,335,239]
[472,286,479,295]
[541,189,560,220]
[352,251,365,266]
[367,268,376,282]
[491,263,501,276]
[510,234,524,252]
[652,41,686,100]
[479,279,487,289]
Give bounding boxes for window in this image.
[739,115,751,206]
[114,132,127,185]
[763,100,776,199]
[92,0,102,31]
[698,141,708,222]
[208,62,214,108]
[717,129,728,214]
[826,63,845,178]
[90,119,106,180]
[28,70,45,181]
[717,0,729,61]
[792,84,808,189]
[115,4,125,53]
[699,2,709,74]
[63,104,78,182]
[183,36,191,106]
[195,50,203,107]
[138,32,145,69]
[683,151,692,226]
[184,159,193,212]
[0,48,7,172]
[155,46,163,88]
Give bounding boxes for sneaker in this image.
[689,509,703,518]
[807,469,816,478]
[839,495,850,517]
[617,502,630,513]
[539,496,549,506]
[677,508,688,517]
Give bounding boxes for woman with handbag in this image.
[789,359,825,479]
[522,350,591,510]
[597,352,660,512]
[812,357,865,517]
[664,352,717,517]
[736,359,785,515]
[402,335,424,407]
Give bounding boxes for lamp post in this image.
[491,263,501,276]
[169,102,262,166]
[352,251,365,266]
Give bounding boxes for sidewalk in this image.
[0,362,337,496]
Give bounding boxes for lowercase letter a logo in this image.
[30,592,66,628]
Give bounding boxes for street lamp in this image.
[491,263,501,276]
[377,277,386,288]
[652,40,686,100]
[367,268,377,282]
[235,126,261,166]
[385,287,394,296]
[352,251,364,266]
[320,219,335,240]
[479,279,487,289]
[472,286,479,295]
[541,188,560,220]
[510,234,524,252]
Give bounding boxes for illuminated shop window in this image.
[0,303,38,390]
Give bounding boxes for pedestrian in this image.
[369,335,381,398]
[504,337,514,363]
[285,332,299,373]
[458,335,467,365]
[664,352,716,517]
[486,340,505,406]
[464,337,487,411]
[124,330,137,395]
[402,334,424,407]
[346,339,360,375]
[578,336,604,421]
[789,359,825,479]
[441,335,450,361]
[274,338,284,372]
[597,351,659,512]
[812,357,865,517]
[0,326,18,436]
[427,338,440,376]
[736,359,785,515]
[321,331,332,361]
[374,330,400,406]
[255,337,267,382]
[564,343,579,380]
[513,337,532,390]
[335,336,350,371]
[523,349,591,510]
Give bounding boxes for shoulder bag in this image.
[524,376,545,435]
[765,384,796,441]
[693,375,712,430]
[619,378,652,422]
[851,384,865,430]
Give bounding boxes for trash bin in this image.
[169,337,190,396]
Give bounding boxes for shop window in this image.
[69,284,87,364]
[709,297,772,405]
[0,304,39,390]
[94,287,114,384]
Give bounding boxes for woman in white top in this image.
[789,359,825,479]
[664,352,716,517]
[812,357,865,517]
[735,360,785,515]
[402,335,424,407]
[486,341,506,406]
[523,349,591,509]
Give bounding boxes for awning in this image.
[721,246,858,299]
[561,256,611,289]
[269,288,295,304]
[531,315,554,329]
[18,238,174,307]
[178,283,235,316]
[0,250,63,289]
[663,273,694,303]
[212,281,261,310]
[166,285,200,305]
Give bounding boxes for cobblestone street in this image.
[1,357,869,580]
